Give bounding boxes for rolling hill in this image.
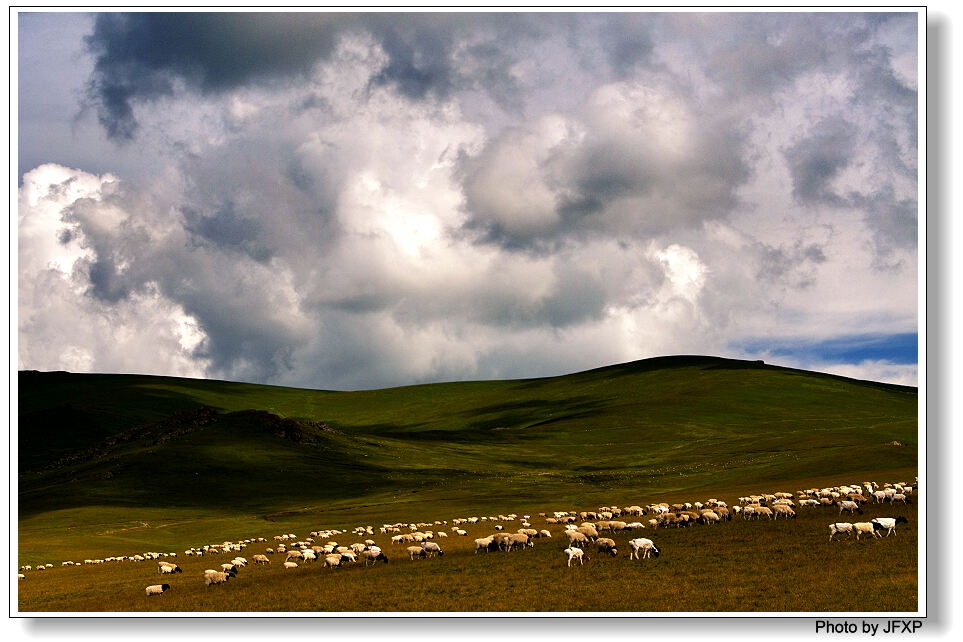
[18,355,918,524]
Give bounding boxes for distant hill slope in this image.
[17,356,917,517]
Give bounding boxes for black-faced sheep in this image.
[361,549,389,565]
[853,521,883,539]
[828,523,854,540]
[596,537,618,556]
[474,536,496,554]
[871,516,908,536]
[203,571,233,585]
[507,533,534,551]
[421,542,444,557]
[145,584,171,596]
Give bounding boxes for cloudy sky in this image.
[15,10,920,390]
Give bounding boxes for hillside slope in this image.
[18,356,918,520]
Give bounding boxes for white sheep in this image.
[422,542,444,557]
[564,530,590,548]
[870,516,908,537]
[853,521,883,539]
[828,523,854,540]
[361,549,389,565]
[837,500,863,515]
[474,536,495,554]
[324,554,341,567]
[595,537,618,556]
[283,561,299,569]
[628,538,660,559]
[145,584,171,596]
[773,505,796,519]
[204,571,232,585]
[563,547,586,566]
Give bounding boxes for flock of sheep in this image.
[16,477,916,597]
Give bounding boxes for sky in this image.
[14,10,921,391]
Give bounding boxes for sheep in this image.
[564,530,590,548]
[488,532,510,551]
[421,542,444,557]
[507,533,534,551]
[145,584,171,596]
[285,550,304,563]
[828,523,854,540]
[837,500,863,515]
[361,549,389,566]
[407,546,428,560]
[596,537,618,556]
[474,536,496,554]
[699,510,721,525]
[538,529,552,538]
[252,554,270,564]
[755,507,774,520]
[773,505,796,519]
[871,516,909,536]
[204,571,233,585]
[158,563,182,574]
[628,538,660,560]
[283,561,299,569]
[892,493,910,504]
[563,547,586,566]
[220,563,239,574]
[853,521,883,539]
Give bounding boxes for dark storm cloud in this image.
[183,203,273,264]
[20,11,919,390]
[850,189,917,268]
[83,12,345,139]
[598,13,655,76]
[366,17,459,101]
[82,12,663,141]
[784,117,857,207]
[755,241,827,289]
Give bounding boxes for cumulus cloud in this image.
[18,164,210,378]
[460,80,749,249]
[18,11,920,388]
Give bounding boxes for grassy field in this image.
[16,356,920,612]
[17,482,918,613]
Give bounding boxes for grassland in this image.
[16,356,919,612]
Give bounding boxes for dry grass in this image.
[17,494,918,613]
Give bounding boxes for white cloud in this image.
[16,13,919,389]
[18,164,211,379]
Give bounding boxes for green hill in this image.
[19,356,917,521]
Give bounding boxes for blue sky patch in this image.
[738,332,918,365]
